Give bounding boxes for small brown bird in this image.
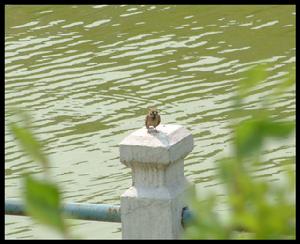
[145,107,161,132]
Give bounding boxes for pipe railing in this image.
[5,199,121,223]
[5,199,193,226]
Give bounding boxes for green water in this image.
[5,5,295,239]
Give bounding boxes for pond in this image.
[5,5,295,239]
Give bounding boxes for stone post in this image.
[119,124,193,239]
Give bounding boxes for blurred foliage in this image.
[8,112,70,238]
[184,64,295,240]
[9,122,49,171]
[24,174,67,234]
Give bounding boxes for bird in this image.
[145,107,161,132]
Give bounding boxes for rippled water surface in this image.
[5,5,295,239]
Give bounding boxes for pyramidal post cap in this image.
[119,124,193,165]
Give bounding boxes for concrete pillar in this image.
[119,124,193,239]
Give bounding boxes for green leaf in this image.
[6,106,32,127]
[262,120,295,139]
[272,72,295,97]
[234,118,295,160]
[238,64,268,98]
[23,175,67,234]
[8,122,49,169]
[235,119,264,159]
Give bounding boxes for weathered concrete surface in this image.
[120,124,193,165]
[119,124,193,239]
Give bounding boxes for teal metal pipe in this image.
[63,202,121,223]
[5,199,121,223]
[181,206,195,228]
[5,199,25,216]
[5,199,193,226]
